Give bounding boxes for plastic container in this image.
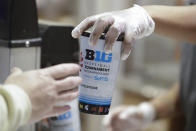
[78,32,122,115]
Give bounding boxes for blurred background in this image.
[36,0,185,131]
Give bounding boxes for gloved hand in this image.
[72,4,155,60]
[5,64,82,123]
[103,102,156,131]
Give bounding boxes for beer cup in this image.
[78,32,122,115]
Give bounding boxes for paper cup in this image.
[49,99,81,131]
[78,32,122,115]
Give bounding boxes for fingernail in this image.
[121,54,129,60]
[74,76,82,84]
[78,77,82,84]
[73,91,79,97]
[73,64,80,70]
[71,29,79,38]
[104,44,112,52]
[65,105,71,109]
[11,67,22,74]
[11,67,17,73]
[89,40,94,46]
[88,36,93,46]
[121,50,131,60]
[89,35,98,46]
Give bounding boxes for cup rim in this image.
[81,31,124,42]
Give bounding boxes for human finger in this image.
[10,67,23,76]
[55,76,82,93]
[48,105,71,117]
[57,91,79,103]
[104,23,123,51]
[40,64,80,79]
[72,16,97,38]
[89,16,115,46]
[103,106,126,127]
[121,30,134,60]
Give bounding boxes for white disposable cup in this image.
[78,32,122,115]
[49,99,81,131]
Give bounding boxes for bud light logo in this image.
[85,49,112,63]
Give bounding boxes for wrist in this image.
[129,4,155,38]
[0,84,32,128]
[142,5,157,20]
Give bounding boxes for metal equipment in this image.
[0,0,41,130]
[0,0,80,131]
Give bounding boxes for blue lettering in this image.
[95,51,101,62]
[101,52,112,63]
[58,111,72,120]
[85,49,112,63]
[94,76,108,81]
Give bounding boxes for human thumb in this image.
[11,67,23,76]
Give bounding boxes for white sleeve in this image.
[0,84,32,131]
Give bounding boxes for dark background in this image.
[0,0,6,20]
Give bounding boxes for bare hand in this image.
[5,64,82,123]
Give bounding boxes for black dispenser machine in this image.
[0,0,79,131]
[0,0,41,82]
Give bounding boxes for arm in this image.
[72,4,196,60]
[103,83,181,131]
[151,83,181,119]
[0,64,82,130]
[144,5,196,43]
[0,84,31,131]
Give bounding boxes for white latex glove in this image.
[5,64,82,123]
[72,4,155,60]
[103,102,156,131]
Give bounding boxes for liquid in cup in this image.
[78,32,122,115]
